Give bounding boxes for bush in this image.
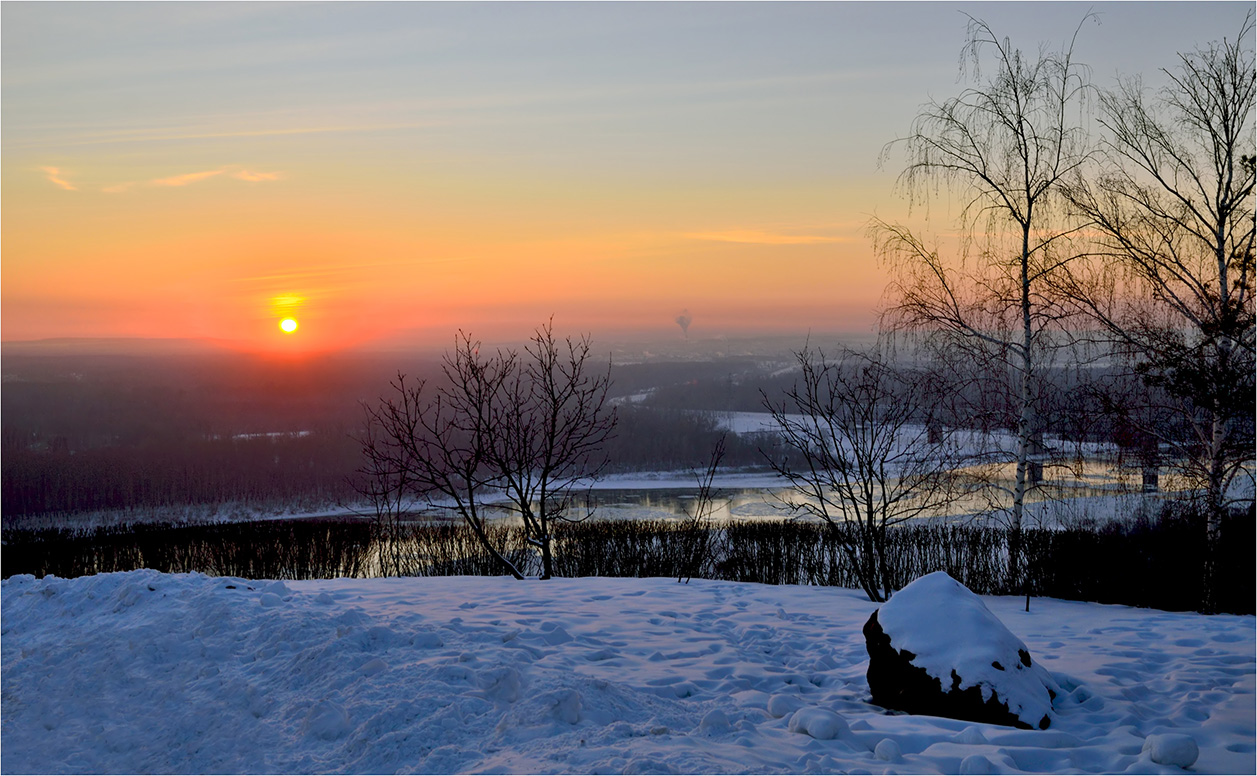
[4,504,1251,614]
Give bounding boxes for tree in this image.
[676,433,726,585]
[360,336,525,579]
[359,323,616,581]
[762,346,966,602]
[488,322,617,579]
[1059,14,1255,611]
[870,15,1094,588]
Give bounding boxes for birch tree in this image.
[1059,14,1255,611]
[870,15,1093,588]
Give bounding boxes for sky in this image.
[2,2,1251,353]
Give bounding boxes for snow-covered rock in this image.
[863,571,1059,729]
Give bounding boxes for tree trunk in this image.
[1202,409,1228,613]
[468,503,526,580]
[540,532,554,580]
[1009,225,1034,592]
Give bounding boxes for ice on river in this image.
[2,571,1253,774]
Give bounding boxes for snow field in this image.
[2,571,1254,774]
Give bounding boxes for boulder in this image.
[863,571,1058,730]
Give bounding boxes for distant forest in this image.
[1,347,1156,520]
[2,351,795,518]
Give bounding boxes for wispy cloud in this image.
[151,169,225,187]
[231,169,281,182]
[40,166,77,191]
[684,230,851,245]
[102,165,283,193]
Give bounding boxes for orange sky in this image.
[3,3,1246,354]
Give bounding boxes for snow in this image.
[1143,733,1201,768]
[875,572,1060,729]
[3,571,1254,774]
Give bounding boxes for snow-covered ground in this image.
[3,572,1253,774]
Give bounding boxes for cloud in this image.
[150,169,225,187]
[684,230,851,245]
[40,166,77,191]
[231,169,281,182]
[101,166,283,192]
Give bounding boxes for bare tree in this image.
[489,322,617,580]
[870,15,1094,588]
[356,414,414,577]
[360,337,527,579]
[677,433,726,585]
[763,346,967,602]
[361,323,616,581]
[1059,14,1255,611]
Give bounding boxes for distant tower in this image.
[675,310,692,338]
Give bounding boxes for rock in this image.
[863,571,1058,730]
[1143,734,1199,768]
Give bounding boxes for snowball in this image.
[874,738,902,762]
[261,581,290,597]
[697,709,731,735]
[303,701,351,740]
[258,593,283,608]
[958,754,995,774]
[410,630,443,649]
[787,708,849,740]
[553,689,582,724]
[1143,733,1199,768]
[480,666,522,704]
[767,694,803,718]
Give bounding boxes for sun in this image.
[279,318,299,334]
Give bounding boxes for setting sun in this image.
[279,318,298,334]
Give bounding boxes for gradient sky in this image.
[3,2,1250,352]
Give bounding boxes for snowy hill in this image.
[2,572,1254,774]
